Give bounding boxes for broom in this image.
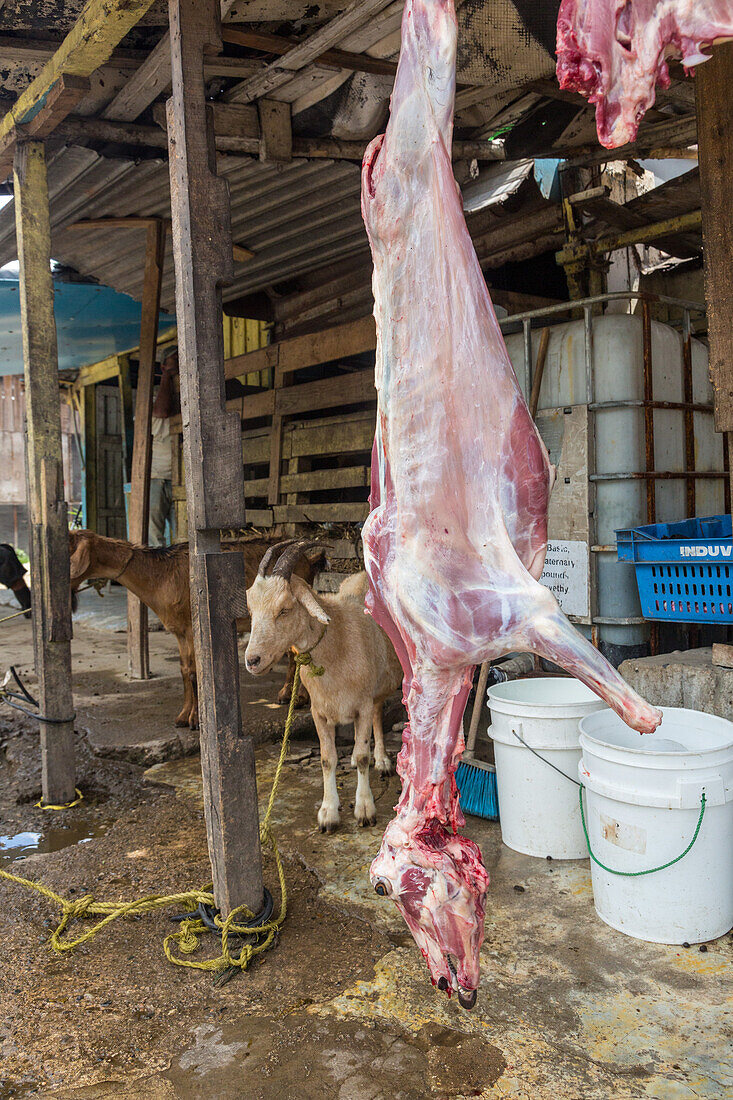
[456,327,551,821]
[456,660,498,820]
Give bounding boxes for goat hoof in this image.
[376,758,393,777]
[277,688,291,705]
[357,813,378,828]
[175,715,189,728]
[319,821,339,834]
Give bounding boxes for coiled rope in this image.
[0,652,316,974]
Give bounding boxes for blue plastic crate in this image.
[616,514,733,624]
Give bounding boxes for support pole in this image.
[166,0,263,916]
[696,43,733,510]
[126,219,165,680]
[14,139,75,804]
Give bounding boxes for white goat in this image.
[245,539,403,832]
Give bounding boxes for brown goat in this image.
[68,529,324,729]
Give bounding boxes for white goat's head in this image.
[245,540,330,676]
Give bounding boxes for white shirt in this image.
[150,416,172,480]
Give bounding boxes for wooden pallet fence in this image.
[171,317,379,533]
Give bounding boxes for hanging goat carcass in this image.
[245,539,403,832]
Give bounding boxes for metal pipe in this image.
[583,304,600,649]
[642,299,655,525]
[681,309,696,516]
[522,319,532,399]
[590,471,725,481]
[589,399,713,413]
[498,289,706,328]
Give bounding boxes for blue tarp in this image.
[0,276,175,376]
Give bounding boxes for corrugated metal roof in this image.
[0,146,366,312]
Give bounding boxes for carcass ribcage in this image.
[557,0,733,148]
[361,0,661,1002]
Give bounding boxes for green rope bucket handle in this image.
[579,785,706,877]
[510,726,708,877]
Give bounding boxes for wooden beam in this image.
[54,112,504,162]
[167,0,264,918]
[0,74,91,177]
[14,140,75,805]
[697,41,733,506]
[226,0,396,104]
[258,100,292,163]
[127,219,166,681]
[75,352,125,388]
[64,211,254,264]
[221,24,398,77]
[66,216,170,230]
[232,243,255,262]
[0,34,148,68]
[0,0,161,169]
[558,114,697,167]
[224,315,377,381]
[102,0,241,124]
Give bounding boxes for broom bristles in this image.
[456,758,499,821]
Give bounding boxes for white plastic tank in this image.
[505,315,725,649]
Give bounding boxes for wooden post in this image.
[166,0,264,916]
[82,382,98,531]
[14,140,75,804]
[126,219,165,680]
[117,354,134,485]
[696,44,733,508]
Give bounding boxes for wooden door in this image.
[95,383,126,538]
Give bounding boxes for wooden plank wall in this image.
[170,317,378,537]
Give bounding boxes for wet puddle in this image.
[0,821,107,866]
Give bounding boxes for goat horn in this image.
[258,539,299,577]
[270,539,330,581]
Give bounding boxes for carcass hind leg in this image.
[353,710,377,826]
[314,711,340,832]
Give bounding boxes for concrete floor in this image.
[141,748,733,1100]
[0,615,731,1097]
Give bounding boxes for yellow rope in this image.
[0,655,309,974]
[35,788,84,810]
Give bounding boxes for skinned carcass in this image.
[361,0,662,1008]
[557,0,733,147]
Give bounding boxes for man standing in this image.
[149,344,178,547]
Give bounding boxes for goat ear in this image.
[68,537,91,583]
[291,575,330,625]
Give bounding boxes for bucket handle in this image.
[579,787,706,877]
[511,726,581,787]
[510,728,708,877]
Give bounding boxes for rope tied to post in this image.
[0,648,315,976]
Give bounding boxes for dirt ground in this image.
[0,610,732,1099]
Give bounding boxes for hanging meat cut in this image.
[557,0,733,147]
[361,0,662,1008]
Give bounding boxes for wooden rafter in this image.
[221,25,398,78]
[225,0,396,104]
[0,0,162,173]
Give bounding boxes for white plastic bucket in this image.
[488,677,607,859]
[579,708,733,944]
